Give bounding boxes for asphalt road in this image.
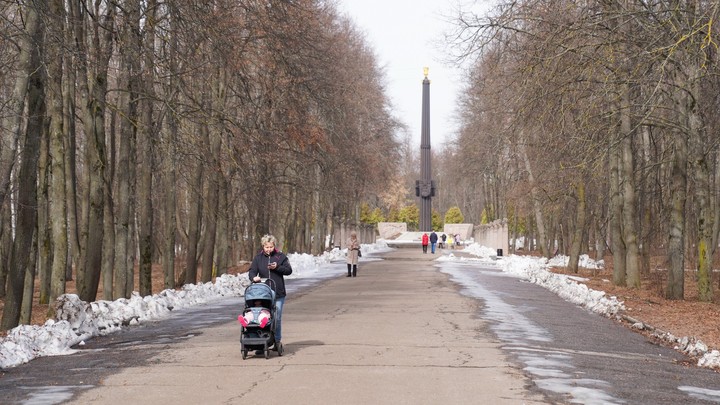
[439,257,720,404]
[1,248,719,404]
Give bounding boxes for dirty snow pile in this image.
[0,243,388,369]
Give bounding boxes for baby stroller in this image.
[239,281,284,359]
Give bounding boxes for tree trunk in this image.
[112,0,141,299]
[73,2,115,302]
[201,68,226,283]
[666,131,688,299]
[163,114,177,289]
[1,11,44,329]
[520,142,549,258]
[609,135,626,286]
[102,110,116,300]
[184,150,204,286]
[715,153,720,291]
[47,0,69,311]
[689,86,713,301]
[63,12,79,282]
[37,99,52,306]
[21,232,39,325]
[137,112,154,296]
[215,175,229,277]
[200,175,219,283]
[20,46,46,323]
[620,86,640,288]
[137,0,157,296]
[568,183,586,274]
[0,206,11,298]
[0,4,41,210]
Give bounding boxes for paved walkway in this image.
[69,249,547,404]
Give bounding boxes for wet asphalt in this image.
[441,258,720,404]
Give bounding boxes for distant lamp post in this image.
[415,67,435,231]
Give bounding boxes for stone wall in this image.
[473,219,509,255]
[377,222,408,239]
[443,223,474,241]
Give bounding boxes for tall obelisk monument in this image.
[416,67,434,231]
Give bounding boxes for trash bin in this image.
[497,248,503,257]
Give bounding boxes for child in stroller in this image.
[238,300,271,328]
[239,281,283,359]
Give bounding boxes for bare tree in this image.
[46,0,69,311]
[0,4,45,330]
[71,1,115,302]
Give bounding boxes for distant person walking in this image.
[421,233,429,254]
[439,233,447,249]
[429,231,438,254]
[346,231,360,277]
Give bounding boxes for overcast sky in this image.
[335,0,469,149]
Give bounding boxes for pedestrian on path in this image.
[429,231,438,254]
[346,231,360,277]
[248,234,292,349]
[421,233,429,253]
[439,233,447,249]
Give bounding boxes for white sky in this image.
[335,0,467,148]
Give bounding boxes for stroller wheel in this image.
[277,342,284,356]
[242,349,248,360]
[264,349,270,359]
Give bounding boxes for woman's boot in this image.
[347,264,352,277]
[352,265,357,277]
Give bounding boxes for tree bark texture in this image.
[47,0,69,309]
[74,2,114,302]
[521,142,549,258]
[666,131,688,299]
[620,86,640,288]
[568,182,586,274]
[0,4,41,210]
[1,11,43,329]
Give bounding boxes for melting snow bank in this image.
[452,245,625,317]
[459,244,720,370]
[619,312,720,368]
[0,273,251,369]
[0,246,359,370]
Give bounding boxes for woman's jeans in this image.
[275,296,286,342]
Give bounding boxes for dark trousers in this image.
[347,263,357,277]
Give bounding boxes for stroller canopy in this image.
[244,282,274,302]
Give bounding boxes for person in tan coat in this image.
[346,231,360,277]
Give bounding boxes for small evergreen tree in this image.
[398,204,420,230]
[432,209,443,231]
[444,206,464,224]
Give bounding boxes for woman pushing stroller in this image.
[248,234,292,351]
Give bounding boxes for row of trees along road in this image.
[0,1,404,331]
[4,0,718,332]
[445,1,720,301]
